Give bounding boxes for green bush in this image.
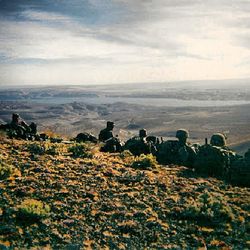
[27,142,62,156]
[132,154,158,170]
[182,192,234,223]
[0,160,14,180]
[119,150,133,159]
[27,143,45,155]
[45,144,60,156]
[17,199,50,221]
[68,143,93,158]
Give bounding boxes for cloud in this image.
[0,0,250,85]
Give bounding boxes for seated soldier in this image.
[210,133,230,150]
[100,136,123,153]
[8,113,38,139]
[10,113,28,128]
[98,121,114,142]
[156,129,196,167]
[176,129,188,146]
[194,133,236,176]
[124,129,154,156]
[29,122,37,135]
[9,113,30,138]
[176,129,197,167]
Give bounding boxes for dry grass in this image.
[0,138,249,249]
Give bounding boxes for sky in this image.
[0,0,250,86]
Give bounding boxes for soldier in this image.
[210,133,231,150]
[176,129,189,146]
[156,129,196,167]
[99,121,123,153]
[7,113,32,139]
[98,121,115,142]
[29,122,37,135]
[100,136,123,153]
[175,129,197,167]
[3,113,38,140]
[194,133,236,176]
[124,129,155,156]
[10,113,29,131]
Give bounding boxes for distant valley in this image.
[0,79,250,155]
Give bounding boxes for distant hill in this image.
[1,100,250,154]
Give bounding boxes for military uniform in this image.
[156,129,197,167]
[124,136,151,156]
[194,133,235,176]
[156,140,196,167]
[98,121,114,142]
[124,129,156,156]
[98,128,114,142]
[100,137,123,153]
[99,121,123,153]
[6,113,38,140]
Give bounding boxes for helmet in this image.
[176,129,189,139]
[210,133,226,147]
[12,113,20,118]
[139,129,147,138]
[107,121,114,128]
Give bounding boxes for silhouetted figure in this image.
[9,113,30,138]
[98,121,114,142]
[156,129,196,167]
[0,113,38,140]
[124,129,155,156]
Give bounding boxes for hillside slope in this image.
[0,138,249,249]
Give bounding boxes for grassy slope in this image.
[0,138,249,249]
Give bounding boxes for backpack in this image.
[156,140,180,165]
[194,144,232,176]
[156,140,196,167]
[124,137,151,156]
[75,132,98,143]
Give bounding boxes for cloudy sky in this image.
[0,0,250,86]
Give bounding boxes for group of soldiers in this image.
[96,121,250,186]
[1,115,249,186]
[0,113,38,140]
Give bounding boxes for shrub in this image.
[132,154,158,170]
[17,199,50,221]
[27,143,45,155]
[182,192,234,223]
[45,144,60,156]
[0,160,14,180]
[119,150,133,159]
[68,143,93,158]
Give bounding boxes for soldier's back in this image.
[98,128,113,142]
[156,140,179,165]
[194,144,234,176]
[124,136,151,156]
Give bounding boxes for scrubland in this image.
[0,137,249,249]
